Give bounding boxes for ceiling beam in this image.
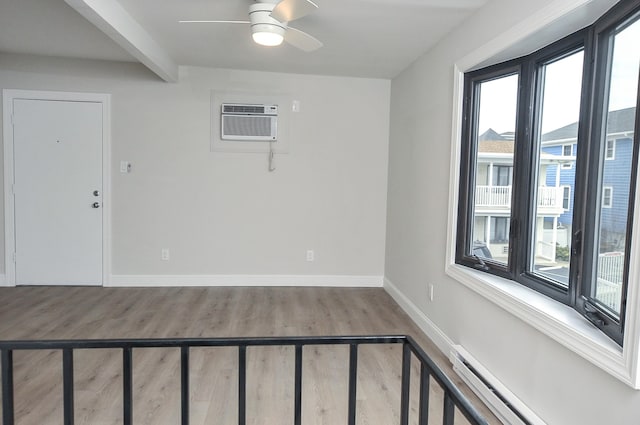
[64,0,179,82]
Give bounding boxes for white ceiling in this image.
[0,0,490,79]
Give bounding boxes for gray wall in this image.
[0,54,390,278]
[385,0,640,424]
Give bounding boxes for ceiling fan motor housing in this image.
[249,2,287,45]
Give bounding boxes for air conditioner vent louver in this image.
[223,104,265,114]
[220,103,278,141]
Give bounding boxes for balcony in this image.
[475,185,565,215]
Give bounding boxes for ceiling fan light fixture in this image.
[251,24,285,46]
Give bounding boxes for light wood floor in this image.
[0,286,499,424]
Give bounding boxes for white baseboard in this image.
[109,274,384,288]
[383,277,454,355]
[0,274,8,286]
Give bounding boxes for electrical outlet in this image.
[306,250,314,262]
[161,248,170,261]
[429,284,434,302]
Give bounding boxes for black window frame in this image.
[456,0,640,346]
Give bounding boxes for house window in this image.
[562,186,571,210]
[492,165,513,187]
[456,2,640,346]
[606,139,616,160]
[490,217,510,243]
[602,186,613,208]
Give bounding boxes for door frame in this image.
[2,89,111,287]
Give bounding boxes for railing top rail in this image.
[0,334,407,350]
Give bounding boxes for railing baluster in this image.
[1,349,14,425]
[348,344,358,425]
[181,346,189,425]
[123,347,133,425]
[62,348,74,425]
[294,345,303,425]
[418,363,430,425]
[400,343,411,425]
[443,392,454,425]
[238,345,247,425]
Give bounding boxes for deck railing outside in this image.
[475,185,562,209]
[0,335,488,425]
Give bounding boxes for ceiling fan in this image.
[180,0,323,52]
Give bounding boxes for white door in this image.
[12,99,103,285]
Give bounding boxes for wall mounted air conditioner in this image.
[221,103,278,141]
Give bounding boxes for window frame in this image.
[457,31,588,305]
[456,0,640,347]
[456,62,522,280]
[447,0,640,390]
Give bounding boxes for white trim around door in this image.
[2,89,111,287]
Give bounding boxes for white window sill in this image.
[445,263,639,388]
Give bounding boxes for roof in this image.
[542,107,636,142]
[479,128,507,141]
[478,140,514,154]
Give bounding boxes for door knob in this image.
[93,190,100,197]
[92,202,100,208]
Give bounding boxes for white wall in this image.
[385,0,640,424]
[0,54,390,281]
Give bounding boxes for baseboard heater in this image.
[450,345,546,425]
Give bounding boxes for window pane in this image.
[532,51,584,286]
[593,17,640,316]
[471,74,519,264]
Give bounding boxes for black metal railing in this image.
[0,335,488,425]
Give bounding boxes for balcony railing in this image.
[475,186,563,209]
[596,252,625,312]
[0,335,488,425]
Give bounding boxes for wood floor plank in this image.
[0,286,499,424]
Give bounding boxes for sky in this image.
[477,18,639,136]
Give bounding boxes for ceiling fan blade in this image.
[284,27,323,52]
[179,20,250,24]
[270,0,318,22]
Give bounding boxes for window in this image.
[492,165,513,186]
[457,0,640,346]
[490,217,510,243]
[602,186,613,208]
[606,139,616,159]
[562,186,571,210]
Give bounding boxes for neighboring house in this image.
[475,107,636,267]
[473,130,567,262]
[539,107,635,310]
[541,106,636,252]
